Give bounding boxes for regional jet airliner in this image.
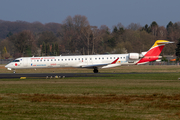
[5,40,173,73]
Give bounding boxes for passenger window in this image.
[95,58,97,60]
[75,58,77,60]
[102,57,104,59]
[110,57,112,59]
[37,60,39,62]
[51,59,53,61]
[85,58,87,60]
[65,59,67,61]
[68,59,70,61]
[71,59,73,60]
[54,59,56,61]
[61,59,63,61]
[99,58,100,60]
[107,57,108,59]
[78,58,80,60]
[90,58,92,60]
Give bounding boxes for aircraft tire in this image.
[93,69,98,73]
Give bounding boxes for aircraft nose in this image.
[5,63,12,70]
[5,63,11,68]
[5,64,9,68]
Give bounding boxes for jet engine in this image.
[129,53,143,60]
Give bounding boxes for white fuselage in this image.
[5,54,139,70]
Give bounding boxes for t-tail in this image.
[136,40,174,65]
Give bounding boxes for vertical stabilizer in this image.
[136,40,173,64]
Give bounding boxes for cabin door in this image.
[23,58,29,67]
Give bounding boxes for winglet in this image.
[111,58,119,64]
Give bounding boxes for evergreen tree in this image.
[46,43,50,56]
[119,27,125,34]
[166,21,173,34]
[113,26,118,33]
[142,24,151,33]
[108,37,116,48]
[51,43,55,56]
[55,43,59,55]
[6,32,13,37]
[150,21,158,36]
[41,42,46,56]
[175,38,180,61]
[150,21,158,27]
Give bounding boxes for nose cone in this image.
[5,63,12,70]
[5,64,9,68]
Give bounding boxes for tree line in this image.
[0,15,180,59]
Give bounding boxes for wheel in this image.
[93,69,98,73]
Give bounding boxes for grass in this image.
[1,65,180,119]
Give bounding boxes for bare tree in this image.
[8,30,36,57]
[127,23,141,30]
[157,26,167,39]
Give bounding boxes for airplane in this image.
[5,40,173,73]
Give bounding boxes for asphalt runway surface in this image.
[0,73,148,79]
[0,73,111,78]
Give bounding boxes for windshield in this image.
[13,60,20,62]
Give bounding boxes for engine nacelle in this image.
[129,53,141,60]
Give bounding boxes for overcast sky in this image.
[0,0,179,29]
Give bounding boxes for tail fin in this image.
[136,40,173,64]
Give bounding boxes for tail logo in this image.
[136,40,173,64]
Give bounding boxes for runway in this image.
[0,73,112,79]
[0,72,148,79]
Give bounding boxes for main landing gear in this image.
[93,67,98,73]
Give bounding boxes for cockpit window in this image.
[13,60,20,62]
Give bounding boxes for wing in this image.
[80,58,120,68]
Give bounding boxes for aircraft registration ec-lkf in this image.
[5,40,173,73]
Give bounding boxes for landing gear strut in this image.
[93,67,98,73]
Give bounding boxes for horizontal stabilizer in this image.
[157,41,174,44]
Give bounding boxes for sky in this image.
[0,0,179,29]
